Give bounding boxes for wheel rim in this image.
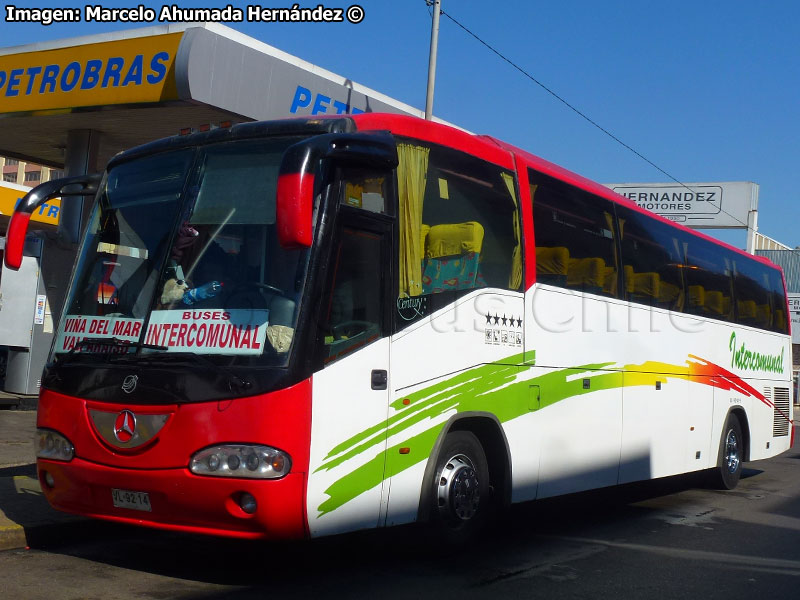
[437,453,480,522]
[724,429,740,474]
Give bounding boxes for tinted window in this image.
[531,170,618,297]
[683,237,734,322]
[617,206,685,310]
[340,166,392,215]
[768,267,789,334]
[732,257,788,333]
[732,257,770,328]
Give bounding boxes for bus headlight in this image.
[36,429,75,462]
[190,445,291,479]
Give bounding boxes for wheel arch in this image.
[416,412,512,523]
[725,406,751,462]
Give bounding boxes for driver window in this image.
[320,227,385,365]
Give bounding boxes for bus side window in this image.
[395,140,520,329]
[530,169,619,298]
[616,206,686,311]
[733,257,775,330]
[340,167,391,215]
[768,267,789,334]
[684,238,734,322]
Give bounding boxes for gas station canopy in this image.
[0,22,422,169]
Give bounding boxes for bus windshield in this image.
[53,136,312,367]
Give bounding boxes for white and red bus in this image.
[6,114,793,540]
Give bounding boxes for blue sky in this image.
[2,1,798,248]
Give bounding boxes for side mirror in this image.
[4,173,101,270]
[276,132,398,248]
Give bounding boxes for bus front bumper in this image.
[37,457,308,540]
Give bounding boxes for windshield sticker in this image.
[55,315,144,353]
[145,309,269,355]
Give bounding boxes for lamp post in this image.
[425,0,441,120]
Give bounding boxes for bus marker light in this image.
[399,447,410,455]
[271,455,286,472]
[402,399,410,406]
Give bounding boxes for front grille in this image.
[773,387,791,437]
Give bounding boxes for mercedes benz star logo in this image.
[114,410,137,443]
[122,374,138,394]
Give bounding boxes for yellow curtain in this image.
[397,144,430,297]
[502,172,523,290]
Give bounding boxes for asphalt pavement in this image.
[0,409,84,551]
[2,404,800,554]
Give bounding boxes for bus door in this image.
[306,209,393,537]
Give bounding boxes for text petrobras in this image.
[0,52,171,97]
[4,4,366,25]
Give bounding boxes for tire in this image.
[428,431,491,542]
[710,413,744,490]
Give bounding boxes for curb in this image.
[0,522,27,552]
[0,475,39,551]
[0,474,85,552]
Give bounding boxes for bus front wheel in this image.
[710,413,744,490]
[429,431,490,542]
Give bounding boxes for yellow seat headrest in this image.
[425,222,485,259]
[536,246,569,275]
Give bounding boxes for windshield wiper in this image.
[58,337,167,362]
[124,350,252,391]
[60,340,251,391]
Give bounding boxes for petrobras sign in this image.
[789,294,800,345]
[174,26,419,121]
[0,33,181,114]
[0,181,60,225]
[289,84,365,116]
[605,182,758,229]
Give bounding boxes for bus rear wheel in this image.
[710,413,744,490]
[430,431,490,542]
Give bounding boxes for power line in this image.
[424,2,752,230]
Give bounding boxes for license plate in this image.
[111,488,152,512]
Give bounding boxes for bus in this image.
[6,114,793,541]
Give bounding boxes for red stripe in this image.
[688,354,791,424]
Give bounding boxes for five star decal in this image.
[485,313,524,328]
[484,312,524,347]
